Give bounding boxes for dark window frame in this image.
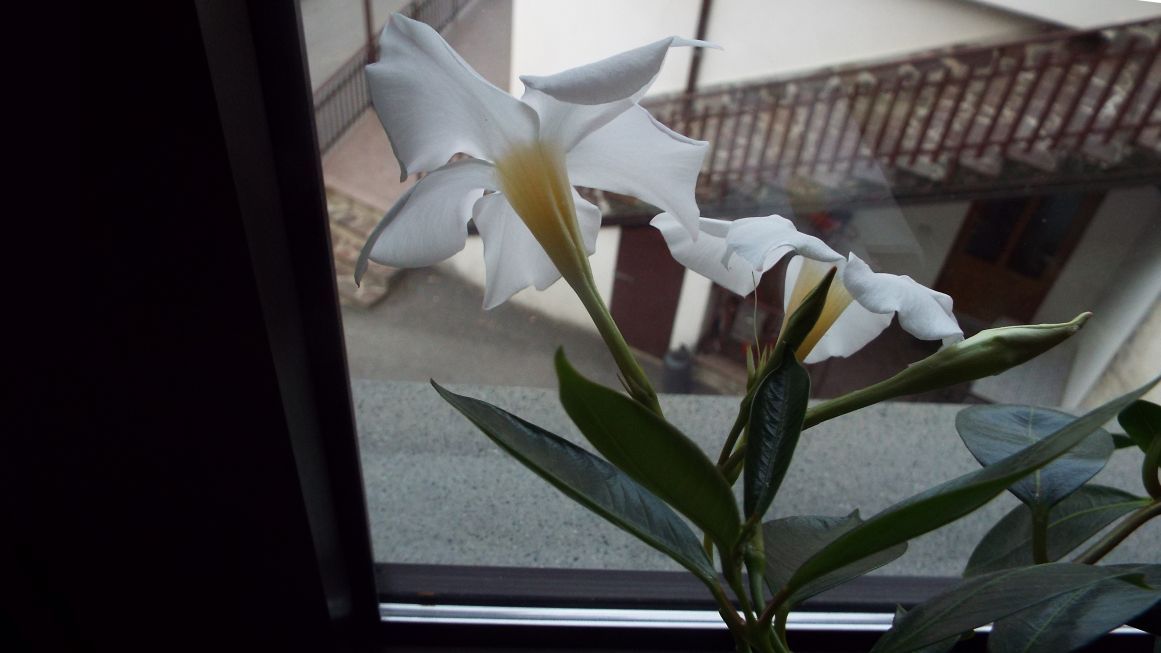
[16,2,1150,651]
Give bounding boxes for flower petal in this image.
[726,215,843,272]
[651,214,758,296]
[473,194,562,309]
[841,253,963,343]
[573,188,602,255]
[567,106,707,234]
[521,88,628,154]
[363,159,497,268]
[520,36,711,106]
[805,299,893,364]
[366,14,539,178]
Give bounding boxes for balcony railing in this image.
[642,18,1161,215]
[312,0,470,153]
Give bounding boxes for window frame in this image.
[46,2,1144,651]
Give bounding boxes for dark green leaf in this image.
[779,266,836,352]
[554,350,741,548]
[783,377,1158,600]
[871,564,1148,653]
[965,484,1147,576]
[745,347,810,521]
[432,382,716,583]
[763,512,905,607]
[892,608,961,653]
[988,565,1161,653]
[957,405,1113,510]
[1113,433,1139,449]
[1120,400,1161,453]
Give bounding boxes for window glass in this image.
[302,0,1161,583]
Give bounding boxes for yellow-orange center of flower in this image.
[783,257,853,360]
[494,142,586,281]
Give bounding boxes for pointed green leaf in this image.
[433,382,716,583]
[871,563,1148,653]
[763,512,906,608]
[783,376,1159,600]
[965,484,1147,576]
[988,565,1161,653]
[779,266,836,352]
[1113,433,1139,449]
[745,347,810,521]
[957,405,1113,510]
[554,350,741,548]
[1120,400,1161,453]
[891,608,961,653]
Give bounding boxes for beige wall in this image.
[1058,188,1161,408]
[970,0,1161,29]
[696,0,1043,86]
[1035,187,1161,324]
[510,0,701,95]
[848,200,970,286]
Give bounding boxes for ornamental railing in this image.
[642,18,1161,214]
[312,0,471,153]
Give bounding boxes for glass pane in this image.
[301,0,1161,587]
[1007,193,1084,279]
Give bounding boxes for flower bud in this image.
[804,313,1090,428]
[895,312,1091,393]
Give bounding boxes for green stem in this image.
[774,607,791,652]
[802,374,912,430]
[1143,435,1161,500]
[1073,500,1161,564]
[567,267,662,416]
[718,399,751,468]
[1031,506,1050,564]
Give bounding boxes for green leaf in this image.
[957,404,1113,510]
[1120,400,1161,453]
[779,265,836,352]
[1113,433,1139,449]
[432,382,717,583]
[783,376,1159,601]
[554,350,741,549]
[965,484,1148,576]
[744,347,811,521]
[871,563,1148,653]
[988,565,1161,653]
[763,512,906,608]
[891,608,961,653]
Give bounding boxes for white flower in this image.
[652,213,963,363]
[357,14,710,309]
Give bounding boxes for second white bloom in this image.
[653,213,964,363]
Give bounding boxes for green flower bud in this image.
[805,313,1090,428]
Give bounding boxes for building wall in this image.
[848,200,971,287]
[1035,187,1160,325]
[696,0,1043,86]
[1058,187,1161,408]
[442,226,621,331]
[969,0,1161,29]
[509,0,701,95]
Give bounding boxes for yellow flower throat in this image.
[494,142,587,281]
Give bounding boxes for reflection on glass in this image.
[301,0,1161,577]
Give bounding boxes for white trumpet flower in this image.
[357,14,710,309]
[652,213,963,363]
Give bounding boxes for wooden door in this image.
[610,226,686,358]
[935,192,1101,328]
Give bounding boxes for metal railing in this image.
[312,0,471,153]
[643,18,1161,213]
